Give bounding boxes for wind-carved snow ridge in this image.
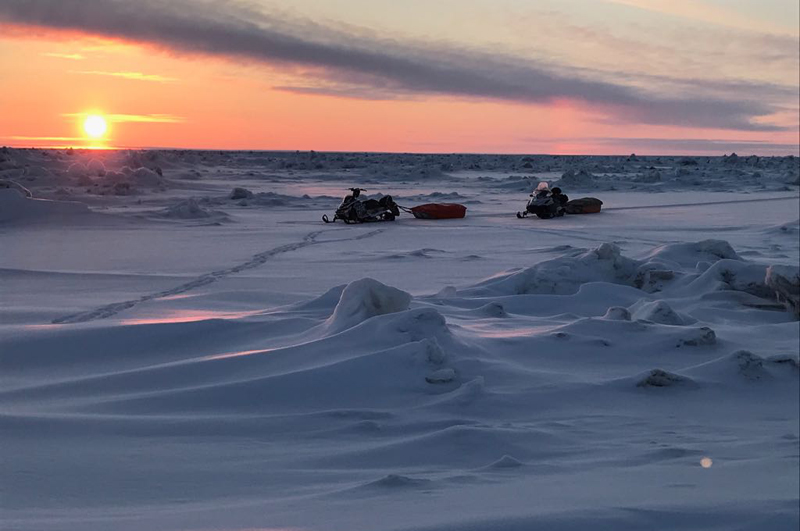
[156,198,230,221]
[617,349,798,391]
[325,278,412,333]
[630,300,692,326]
[687,350,799,381]
[461,242,640,296]
[766,265,800,318]
[644,239,741,266]
[635,368,697,389]
[0,188,91,223]
[458,239,795,308]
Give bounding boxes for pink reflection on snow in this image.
[193,528,306,531]
[202,349,270,361]
[118,309,262,325]
[460,323,560,338]
[21,323,64,330]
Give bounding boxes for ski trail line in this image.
[603,195,799,211]
[52,228,385,324]
[464,194,799,219]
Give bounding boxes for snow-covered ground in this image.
[1,148,798,531]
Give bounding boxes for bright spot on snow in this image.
[700,457,713,468]
[83,115,108,139]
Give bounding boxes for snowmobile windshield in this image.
[536,182,550,191]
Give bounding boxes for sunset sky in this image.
[1,0,798,155]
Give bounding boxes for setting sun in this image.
[83,115,108,139]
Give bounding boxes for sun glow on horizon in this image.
[83,114,108,139]
[0,1,796,155]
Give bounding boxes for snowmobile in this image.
[516,182,568,219]
[323,188,400,223]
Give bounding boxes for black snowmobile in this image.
[323,188,400,223]
[516,183,568,219]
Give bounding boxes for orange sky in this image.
[1,0,798,155]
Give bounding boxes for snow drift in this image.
[0,188,92,224]
[326,278,413,333]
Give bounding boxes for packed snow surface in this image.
[1,148,798,531]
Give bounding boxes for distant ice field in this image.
[1,149,798,531]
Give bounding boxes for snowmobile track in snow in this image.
[603,195,799,211]
[52,228,386,324]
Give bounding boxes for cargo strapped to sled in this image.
[564,197,603,214]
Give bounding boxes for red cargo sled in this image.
[410,203,467,219]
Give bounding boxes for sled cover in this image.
[564,197,603,214]
[411,203,467,219]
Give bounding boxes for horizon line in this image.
[2,144,798,158]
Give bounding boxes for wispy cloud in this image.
[42,52,84,60]
[108,113,184,124]
[603,0,797,36]
[273,84,409,101]
[0,0,794,131]
[73,70,177,83]
[62,113,185,123]
[509,9,798,90]
[4,135,84,141]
